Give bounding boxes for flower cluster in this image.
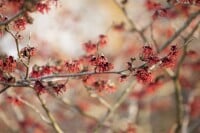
[0,56,17,73]
[30,65,55,78]
[98,34,108,47]
[140,46,160,66]
[83,41,97,55]
[34,80,46,95]
[7,96,22,106]
[13,17,27,31]
[135,67,152,83]
[90,54,113,72]
[92,79,116,93]
[52,83,66,95]
[65,60,81,73]
[36,2,50,14]
[160,45,178,68]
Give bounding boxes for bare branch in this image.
[0,9,26,27]
[36,94,64,133]
[158,10,200,52]
[94,80,137,132]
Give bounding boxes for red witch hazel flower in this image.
[36,2,50,14]
[135,66,152,83]
[0,56,17,72]
[20,47,36,58]
[65,60,81,73]
[7,96,22,106]
[13,17,27,31]
[53,84,66,95]
[140,46,159,66]
[160,45,178,68]
[98,34,108,47]
[83,41,97,54]
[145,0,162,11]
[30,65,54,78]
[92,79,116,93]
[34,80,46,95]
[90,54,113,72]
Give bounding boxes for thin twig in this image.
[158,10,200,52]
[0,86,10,94]
[85,86,112,109]
[17,97,51,124]
[150,23,159,52]
[0,9,26,27]
[36,94,64,133]
[94,80,137,132]
[172,21,199,132]
[60,98,98,121]
[26,69,128,82]
[112,0,147,43]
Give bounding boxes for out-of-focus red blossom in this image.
[13,17,27,31]
[83,41,97,54]
[190,61,200,70]
[7,96,22,106]
[98,34,108,47]
[20,47,36,58]
[123,123,137,133]
[113,22,125,31]
[131,79,163,99]
[145,0,162,11]
[53,84,66,95]
[76,101,90,111]
[165,28,175,38]
[135,67,152,83]
[140,46,160,66]
[160,45,178,68]
[19,117,46,133]
[0,56,17,72]
[92,80,116,93]
[65,60,81,73]
[152,8,169,20]
[82,75,96,86]
[189,96,200,118]
[34,80,46,95]
[36,2,50,14]
[119,74,128,82]
[186,50,198,58]
[90,55,113,72]
[179,76,192,89]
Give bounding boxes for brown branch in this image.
[172,21,199,133]
[112,0,148,43]
[93,80,137,132]
[59,97,98,122]
[150,23,159,52]
[0,9,26,27]
[0,86,10,94]
[26,69,128,82]
[36,94,64,133]
[5,27,30,80]
[85,86,112,109]
[158,10,200,52]
[17,97,51,124]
